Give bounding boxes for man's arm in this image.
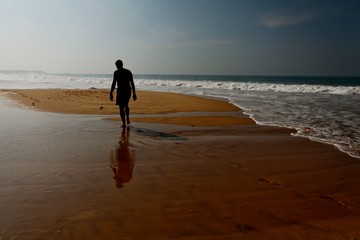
[110,72,116,101]
[129,71,137,101]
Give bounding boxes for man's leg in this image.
[119,105,126,127]
[125,105,130,124]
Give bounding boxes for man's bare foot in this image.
[127,119,131,125]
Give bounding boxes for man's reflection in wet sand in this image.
[110,127,135,189]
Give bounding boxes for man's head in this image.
[115,60,123,69]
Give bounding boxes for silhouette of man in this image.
[110,60,137,127]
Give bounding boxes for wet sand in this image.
[0,90,360,239]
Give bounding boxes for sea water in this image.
[1,71,359,158]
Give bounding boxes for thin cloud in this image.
[149,27,187,39]
[205,39,235,46]
[261,11,315,28]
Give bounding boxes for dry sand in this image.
[2,89,250,126]
[0,90,359,239]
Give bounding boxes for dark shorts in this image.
[116,90,131,106]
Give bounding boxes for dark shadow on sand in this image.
[130,126,187,141]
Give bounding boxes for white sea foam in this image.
[135,78,360,95]
[1,72,359,95]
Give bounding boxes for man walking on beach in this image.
[110,60,137,128]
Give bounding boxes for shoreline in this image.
[1,90,360,239]
[3,89,357,158]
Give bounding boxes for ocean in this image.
[1,71,359,158]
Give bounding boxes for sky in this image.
[1,0,360,76]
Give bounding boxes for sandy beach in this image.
[1,89,360,239]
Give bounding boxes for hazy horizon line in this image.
[1,69,360,78]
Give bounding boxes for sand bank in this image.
[2,89,251,126]
[0,90,359,239]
